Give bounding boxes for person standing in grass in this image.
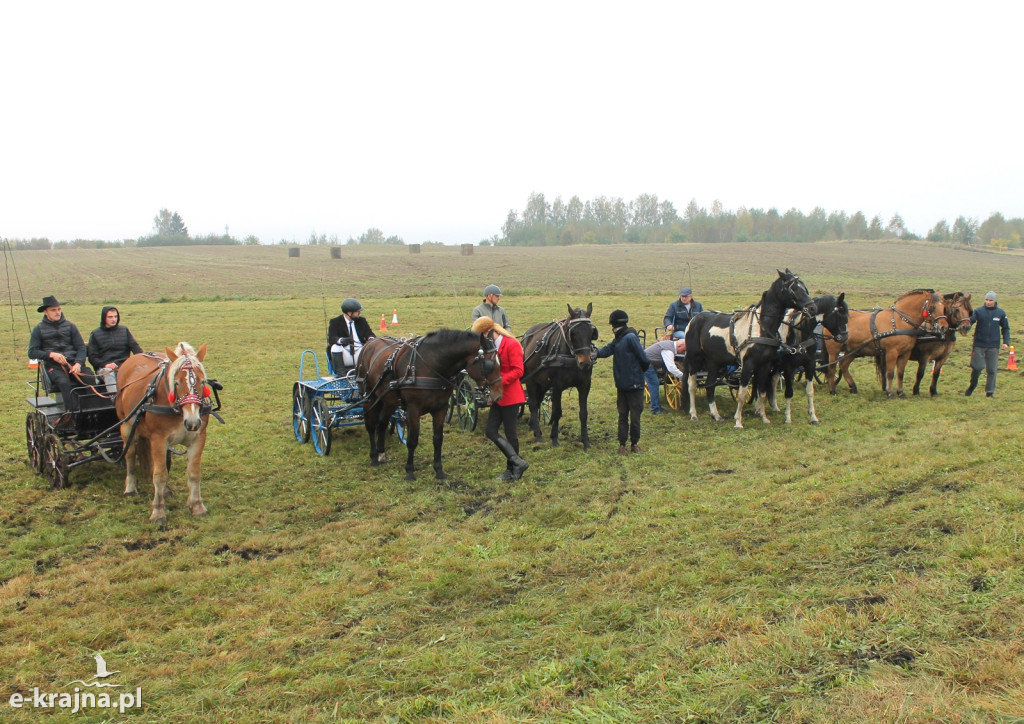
[471,316,529,481]
[471,284,510,332]
[594,309,650,454]
[965,291,1010,398]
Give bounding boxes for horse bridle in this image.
[168,356,211,412]
[466,335,503,396]
[559,316,596,357]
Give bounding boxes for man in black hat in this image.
[664,287,703,339]
[28,295,98,417]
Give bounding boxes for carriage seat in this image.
[38,364,60,400]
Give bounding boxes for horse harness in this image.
[122,354,222,420]
[521,316,594,382]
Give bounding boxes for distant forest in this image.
[4,198,1024,250]
[496,193,1024,250]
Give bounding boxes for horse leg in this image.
[526,383,543,442]
[365,410,381,467]
[883,350,897,399]
[783,365,795,424]
[734,363,752,429]
[752,364,772,425]
[804,360,818,424]
[895,351,911,399]
[577,379,591,451]
[149,437,170,525]
[121,423,138,496]
[548,387,564,448]
[930,356,947,396]
[403,410,420,481]
[375,415,390,465]
[430,411,447,480]
[185,430,208,516]
[912,359,926,395]
[686,372,699,421]
[839,355,858,394]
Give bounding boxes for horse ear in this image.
[837,292,845,303]
[585,302,593,317]
[196,343,207,362]
[777,269,785,278]
[165,346,178,362]
[567,303,574,317]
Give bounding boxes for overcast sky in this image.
[2,1,1021,245]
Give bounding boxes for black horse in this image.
[769,293,849,424]
[684,269,816,429]
[521,303,597,449]
[356,329,502,481]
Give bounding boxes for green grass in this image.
[2,243,1024,721]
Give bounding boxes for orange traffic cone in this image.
[28,358,39,369]
[1008,346,1017,370]
[392,309,399,325]
[380,314,387,332]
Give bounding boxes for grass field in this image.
[2,242,1023,722]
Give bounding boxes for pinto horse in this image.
[520,303,597,449]
[115,343,216,525]
[824,289,948,399]
[684,269,817,428]
[357,329,502,481]
[769,294,849,424]
[909,292,973,396]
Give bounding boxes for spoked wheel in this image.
[26,413,44,472]
[665,376,684,410]
[310,396,332,456]
[390,408,408,446]
[452,376,478,431]
[539,390,552,425]
[42,433,69,489]
[292,382,311,443]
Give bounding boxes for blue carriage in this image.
[291,349,407,456]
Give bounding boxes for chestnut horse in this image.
[520,303,597,449]
[909,292,973,396]
[824,290,948,399]
[357,329,502,481]
[115,343,216,525]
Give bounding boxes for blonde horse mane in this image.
[168,341,206,379]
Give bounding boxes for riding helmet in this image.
[484,284,502,297]
[341,297,364,314]
[609,309,629,327]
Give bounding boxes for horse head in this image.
[566,302,596,371]
[922,291,949,335]
[165,342,211,432]
[775,269,817,316]
[823,292,849,344]
[465,332,504,404]
[947,292,973,335]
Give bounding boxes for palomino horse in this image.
[769,294,849,424]
[115,343,215,525]
[520,303,597,449]
[909,292,973,396]
[357,329,502,481]
[684,269,817,428]
[824,289,948,399]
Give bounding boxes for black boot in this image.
[494,437,529,480]
[965,371,980,396]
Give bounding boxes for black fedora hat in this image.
[37,295,62,313]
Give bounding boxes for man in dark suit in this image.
[328,298,376,373]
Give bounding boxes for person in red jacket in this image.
[471,317,529,481]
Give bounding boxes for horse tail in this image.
[134,435,154,487]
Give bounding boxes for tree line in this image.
[497,192,1024,250]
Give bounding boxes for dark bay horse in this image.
[909,292,973,396]
[115,343,215,525]
[684,269,816,429]
[521,303,597,449]
[357,329,502,481]
[824,289,948,399]
[770,294,849,424]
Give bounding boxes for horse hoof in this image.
[150,513,167,526]
[551,440,559,448]
[809,419,819,425]
[370,459,381,468]
[435,471,448,480]
[582,442,591,451]
[405,473,416,482]
[123,490,137,497]
[190,504,208,516]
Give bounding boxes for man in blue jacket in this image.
[663,288,703,339]
[965,291,1010,397]
[595,309,650,454]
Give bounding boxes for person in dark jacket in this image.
[965,291,1010,397]
[595,309,651,454]
[328,297,376,373]
[88,305,143,372]
[28,295,98,415]
[663,288,704,339]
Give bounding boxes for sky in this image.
[2,1,1021,245]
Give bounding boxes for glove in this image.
[338,337,353,347]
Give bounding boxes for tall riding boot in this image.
[494,437,529,480]
[965,370,980,396]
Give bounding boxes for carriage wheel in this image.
[310,396,332,456]
[665,376,684,410]
[390,408,408,446]
[26,413,44,473]
[540,390,552,425]
[292,383,311,443]
[644,385,651,406]
[452,376,478,431]
[446,372,467,424]
[42,433,69,489]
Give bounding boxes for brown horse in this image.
[909,292,973,396]
[824,290,948,399]
[357,329,502,481]
[115,343,215,524]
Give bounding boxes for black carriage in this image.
[291,349,407,456]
